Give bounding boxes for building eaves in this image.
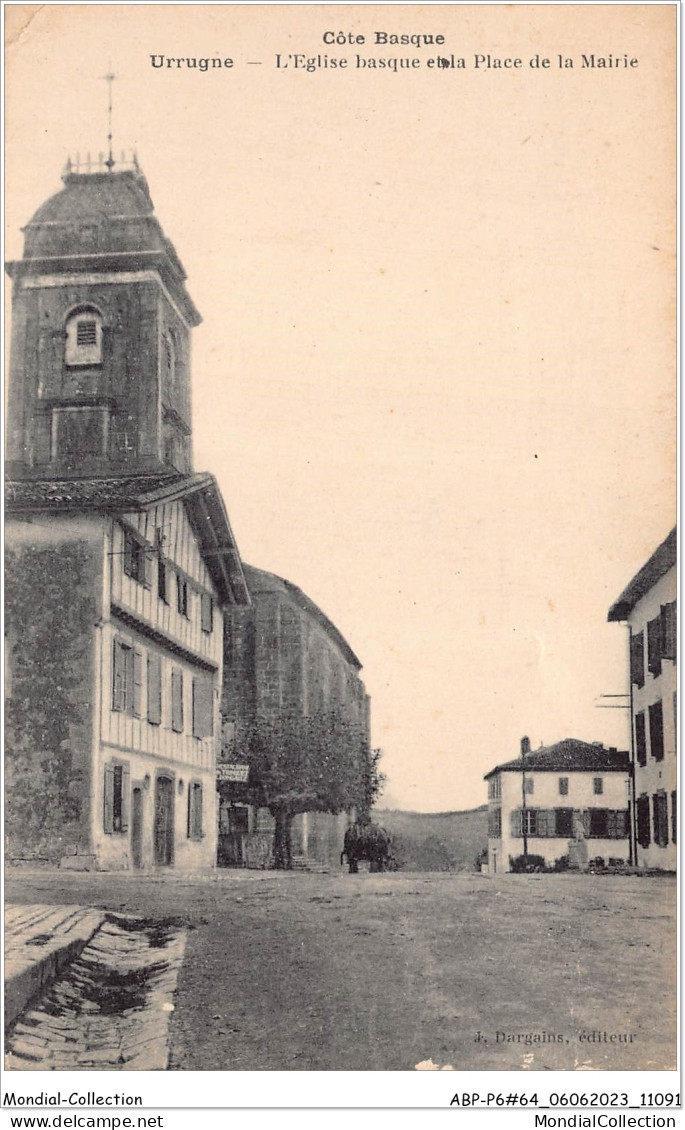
[483,739,630,779]
[6,471,249,608]
[607,527,677,622]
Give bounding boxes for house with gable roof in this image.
[484,738,631,873]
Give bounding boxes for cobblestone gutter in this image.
[5,915,187,1071]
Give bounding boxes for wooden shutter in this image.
[133,650,144,718]
[171,669,184,732]
[630,631,645,688]
[510,809,522,837]
[635,711,647,766]
[147,654,162,724]
[201,593,213,633]
[188,783,203,838]
[535,810,549,838]
[192,678,214,739]
[121,764,131,832]
[653,791,669,848]
[647,617,662,677]
[649,700,664,762]
[104,765,114,833]
[671,790,677,844]
[112,639,128,712]
[661,601,677,662]
[123,531,134,577]
[636,795,651,848]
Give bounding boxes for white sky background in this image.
[4,4,676,812]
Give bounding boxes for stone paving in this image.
[5,904,106,1028]
[5,913,187,1071]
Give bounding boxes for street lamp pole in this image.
[520,735,530,859]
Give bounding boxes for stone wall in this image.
[5,519,103,863]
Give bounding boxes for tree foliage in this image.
[240,709,383,867]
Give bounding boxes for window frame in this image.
[123,528,150,587]
[65,307,103,368]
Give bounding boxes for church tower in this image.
[6,155,199,479]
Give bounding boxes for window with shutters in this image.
[187,781,203,839]
[147,654,162,725]
[488,808,502,837]
[671,789,677,845]
[630,631,645,688]
[647,616,662,677]
[555,808,573,837]
[192,678,214,739]
[104,761,130,834]
[171,669,184,732]
[661,601,677,662]
[512,809,540,837]
[558,777,569,796]
[488,776,501,800]
[112,640,144,717]
[636,794,651,848]
[123,529,149,586]
[653,791,669,848]
[635,711,647,767]
[201,592,213,633]
[593,777,603,795]
[649,700,664,761]
[112,638,133,713]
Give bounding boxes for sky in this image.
[4,3,676,812]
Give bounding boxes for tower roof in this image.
[7,160,201,326]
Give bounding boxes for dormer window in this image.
[65,308,103,367]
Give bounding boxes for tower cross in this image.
[103,68,116,170]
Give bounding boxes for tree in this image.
[242,709,382,868]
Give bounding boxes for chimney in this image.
[520,736,531,757]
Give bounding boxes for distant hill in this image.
[372,806,488,872]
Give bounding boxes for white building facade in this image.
[485,739,631,874]
[608,528,677,871]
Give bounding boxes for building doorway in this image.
[218,802,249,866]
[154,775,174,866]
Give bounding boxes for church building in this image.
[5,155,250,870]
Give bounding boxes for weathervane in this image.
[103,67,116,171]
